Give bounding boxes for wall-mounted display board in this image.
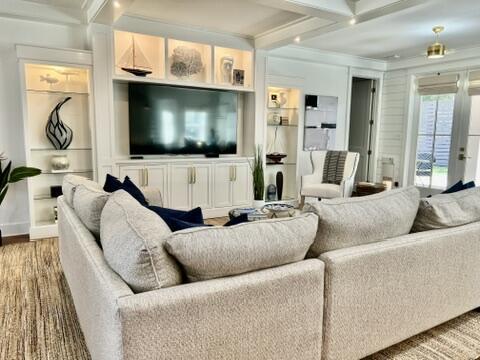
[304,95,338,151]
[114,30,165,79]
[167,39,212,83]
[214,46,253,88]
[113,30,253,91]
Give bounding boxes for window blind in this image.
[417,74,459,95]
[468,70,480,96]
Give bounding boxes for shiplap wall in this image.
[376,69,409,184]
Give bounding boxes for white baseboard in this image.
[0,222,29,237]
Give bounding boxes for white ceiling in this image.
[299,0,480,59]
[5,0,480,61]
[125,0,304,37]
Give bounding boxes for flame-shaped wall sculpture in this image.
[45,97,73,150]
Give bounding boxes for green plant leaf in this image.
[0,185,8,206]
[0,161,11,191]
[9,166,41,183]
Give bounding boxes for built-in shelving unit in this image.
[113,30,254,92]
[18,48,95,239]
[264,85,302,204]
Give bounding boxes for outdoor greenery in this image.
[250,145,265,201]
[0,152,41,206]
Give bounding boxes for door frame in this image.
[407,71,471,195]
[346,68,384,183]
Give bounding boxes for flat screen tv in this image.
[128,83,238,155]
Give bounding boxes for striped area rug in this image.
[1,238,480,360]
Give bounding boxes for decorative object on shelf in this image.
[53,206,58,223]
[232,69,244,86]
[46,97,73,150]
[118,35,153,77]
[50,155,70,171]
[263,203,295,218]
[267,126,287,164]
[266,184,277,201]
[269,93,280,107]
[0,151,41,246]
[279,92,287,107]
[50,185,63,198]
[249,145,265,208]
[276,171,284,200]
[220,56,234,84]
[270,112,281,125]
[280,116,289,126]
[40,74,59,86]
[170,46,204,80]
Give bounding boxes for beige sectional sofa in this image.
[58,175,480,360]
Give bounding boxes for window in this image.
[414,94,455,189]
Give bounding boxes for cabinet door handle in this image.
[141,169,145,187]
[234,165,237,181]
[192,167,196,184]
[229,166,233,181]
[145,168,149,186]
[188,167,192,184]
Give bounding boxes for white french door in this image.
[462,95,480,184]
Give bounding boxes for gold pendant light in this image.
[427,26,446,59]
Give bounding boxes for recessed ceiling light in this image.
[393,54,400,59]
[294,36,301,43]
[349,18,356,25]
[113,1,121,8]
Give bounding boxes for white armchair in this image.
[300,151,359,206]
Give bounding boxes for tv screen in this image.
[128,83,238,155]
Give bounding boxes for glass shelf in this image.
[41,169,93,174]
[31,147,92,151]
[268,107,298,110]
[267,124,298,127]
[34,195,57,201]
[27,89,89,96]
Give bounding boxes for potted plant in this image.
[250,145,265,209]
[0,152,41,246]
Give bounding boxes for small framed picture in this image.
[232,69,244,86]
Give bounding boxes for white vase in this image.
[252,200,265,209]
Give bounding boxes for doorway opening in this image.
[348,77,377,182]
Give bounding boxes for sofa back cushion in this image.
[62,174,101,207]
[413,187,480,232]
[304,186,420,256]
[164,213,318,282]
[100,190,181,292]
[72,183,110,238]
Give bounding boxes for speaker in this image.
[50,185,63,198]
[305,95,318,108]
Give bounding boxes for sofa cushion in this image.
[304,186,420,256]
[164,213,318,282]
[100,190,181,292]
[148,206,205,231]
[412,186,480,232]
[62,174,101,207]
[72,183,110,238]
[103,174,148,206]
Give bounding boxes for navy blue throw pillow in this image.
[442,180,464,194]
[463,181,476,190]
[103,173,124,193]
[103,174,148,206]
[224,213,249,226]
[148,206,205,231]
[122,176,148,206]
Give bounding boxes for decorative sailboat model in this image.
[118,36,153,77]
[266,126,287,164]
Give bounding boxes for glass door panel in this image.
[464,96,480,183]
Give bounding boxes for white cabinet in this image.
[119,164,168,206]
[170,164,212,210]
[118,159,250,217]
[213,162,251,208]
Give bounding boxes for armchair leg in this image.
[300,196,305,209]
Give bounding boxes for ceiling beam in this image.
[86,0,134,24]
[255,0,439,49]
[0,0,84,25]
[247,0,353,22]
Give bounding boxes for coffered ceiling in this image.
[3,0,480,61]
